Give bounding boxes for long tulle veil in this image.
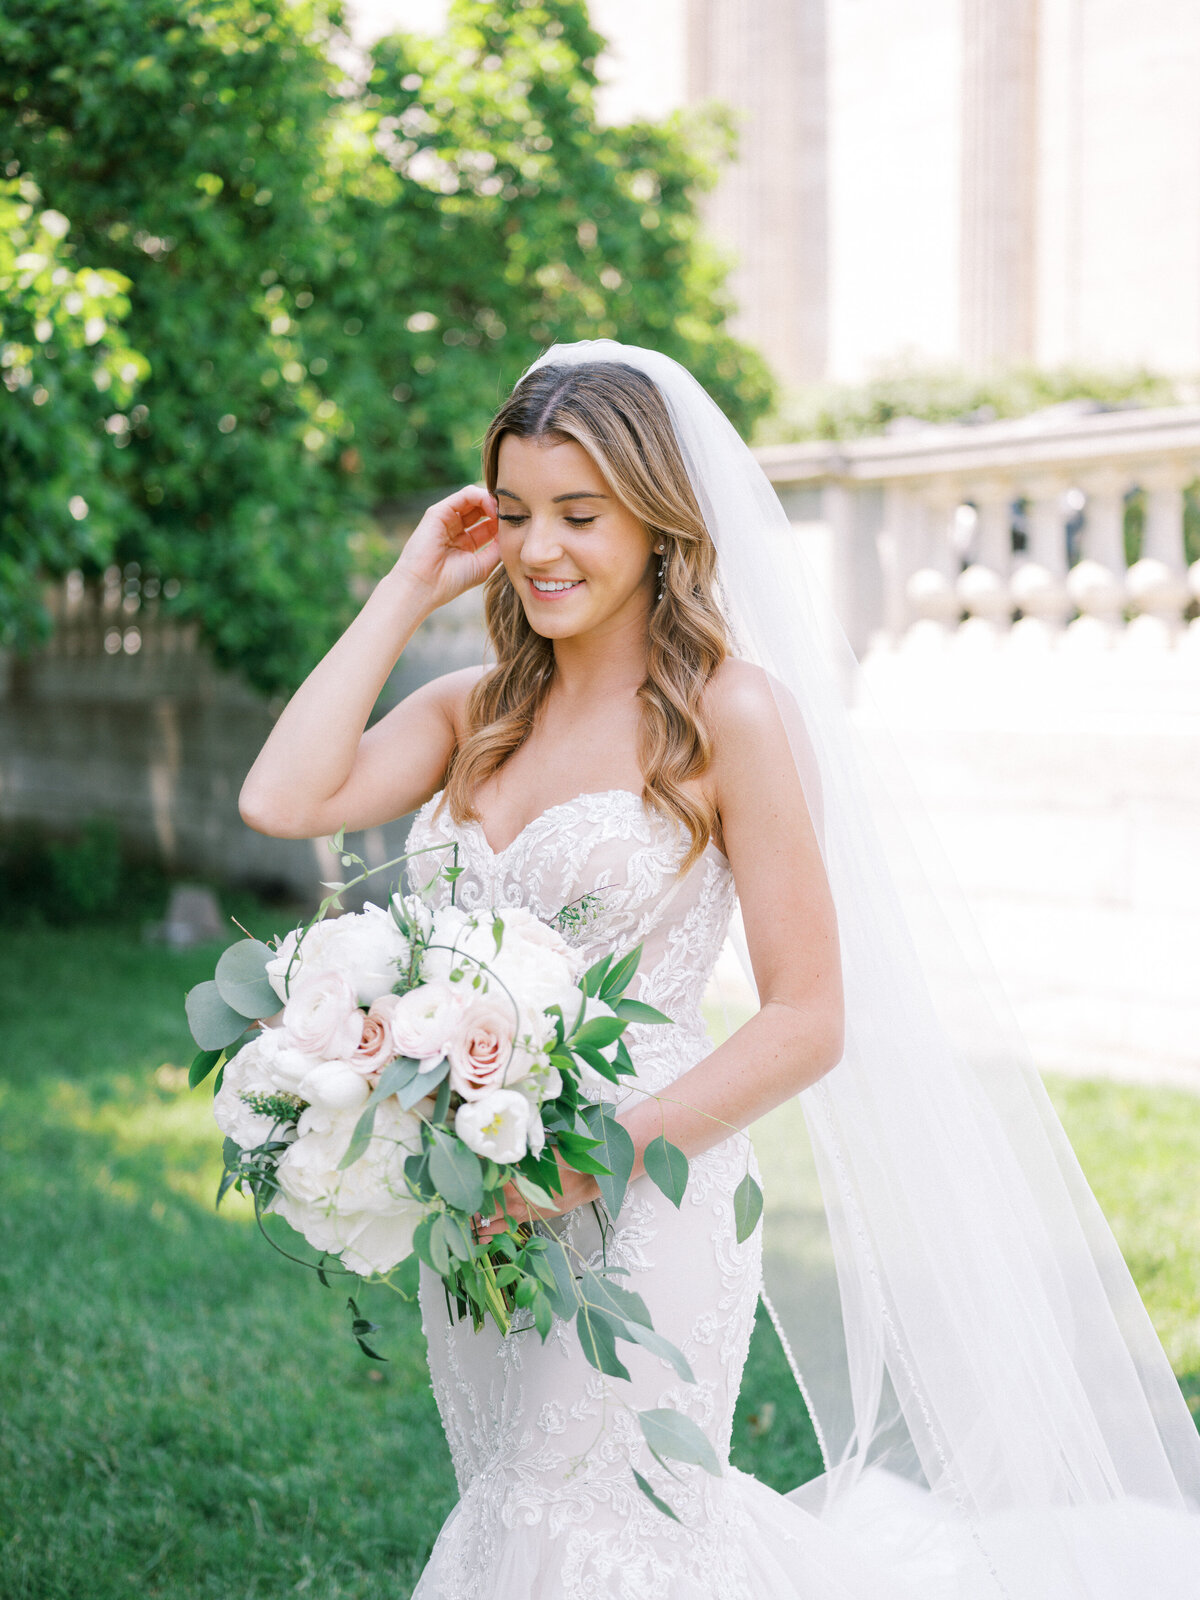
[515,338,1200,1597]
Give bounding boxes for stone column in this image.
[686,0,828,389]
[960,0,1039,369]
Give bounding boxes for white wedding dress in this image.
[402,786,1200,1600]
[402,787,941,1600]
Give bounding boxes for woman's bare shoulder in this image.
[703,658,783,747]
[414,663,493,737]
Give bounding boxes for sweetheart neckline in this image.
[418,787,730,867]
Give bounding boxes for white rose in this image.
[281,970,364,1060]
[267,904,410,1006]
[372,981,465,1068]
[272,1098,423,1275]
[296,1058,372,1113]
[454,1090,533,1164]
[213,1035,298,1150]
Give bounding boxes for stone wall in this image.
[0,571,487,908]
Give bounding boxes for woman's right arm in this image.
[238,484,501,840]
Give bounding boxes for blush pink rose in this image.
[446,998,528,1101]
[350,1007,396,1079]
[282,970,364,1061]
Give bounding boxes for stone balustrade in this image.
[755,402,1200,658]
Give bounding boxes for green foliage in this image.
[0,0,776,695]
[0,814,156,923]
[756,359,1189,446]
[0,175,148,648]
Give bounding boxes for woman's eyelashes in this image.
[497,513,597,527]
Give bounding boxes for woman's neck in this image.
[548,607,649,704]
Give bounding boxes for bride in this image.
[240,341,1200,1598]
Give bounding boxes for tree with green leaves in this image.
[0,0,775,694]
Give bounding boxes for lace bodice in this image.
[404,788,737,1096]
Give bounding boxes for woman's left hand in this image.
[473,1158,600,1243]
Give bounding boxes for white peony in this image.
[423,905,582,1031]
[454,1090,534,1164]
[281,970,364,1061]
[213,1034,299,1151]
[272,1097,423,1274]
[266,903,410,1006]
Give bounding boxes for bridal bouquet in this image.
[184,838,729,1511]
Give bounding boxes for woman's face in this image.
[493,432,656,643]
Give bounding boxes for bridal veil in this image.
[513,338,1200,1597]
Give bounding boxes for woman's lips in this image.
[528,577,584,600]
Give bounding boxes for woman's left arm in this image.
[618,661,844,1174]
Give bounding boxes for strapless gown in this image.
[401,788,941,1600]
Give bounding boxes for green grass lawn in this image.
[1,920,1197,1598]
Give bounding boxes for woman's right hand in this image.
[394,484,502,611]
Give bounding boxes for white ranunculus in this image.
[272,1098,423,1274]
[454,1090,533,1164]
[252,1023,314,1094]
[281,969,364,1061]
[372,980,466,1068]
[213,1035,298,1150]
[266,903,410,1006]
[296,1058,372,1113]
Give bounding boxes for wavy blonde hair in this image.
[443,360,730,869]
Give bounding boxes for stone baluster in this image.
[1126,461,1191,643]
[957,477,1013,636]
[903,477,963,640]
[1066,468,1128,644]
[1011,474,1071,640]
[876,483,921,643]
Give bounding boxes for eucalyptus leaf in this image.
[643,1136,689,1208]
[213,939,278,1020]
[514,1175,557,1212]
[632,1468,680,1522]
[428,1132,484,1215]
[537,1236,578,1320]
[576,1305,630,1382]
[185,981,250,1051]
[733,1172,764,1244]
[578,1268,651,1330]
[340,1057,418,1170]
[638,1408,721,1476]
[580,1105,635,1219]
[618,1319,695,1383]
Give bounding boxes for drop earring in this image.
[655,544,666,601]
